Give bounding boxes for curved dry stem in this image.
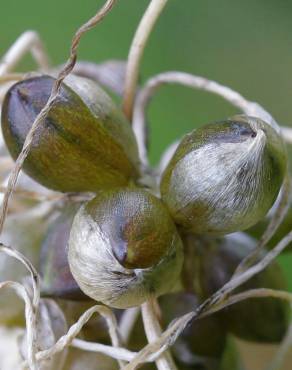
[142,298,178,370]
[119,306,140,344]
[0,31,49,76]
[31,305,124,368]
[0,243,40,307]
[0,281,37,370]
[132,71,278,167]
[0,73,24,83]
[123,231,292,370]
[123,0,168,120]
[0,0,117,235]
[234,173,291,275]
[0,243,41,369]
[72,338,138,362]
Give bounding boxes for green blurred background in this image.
[0,0,292,286]
[1,1,292,368]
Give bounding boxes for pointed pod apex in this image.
[160,115,287,235]
[1,75,140,192]
[68,187,184,308]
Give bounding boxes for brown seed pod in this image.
[68,187,184,308]
[1,75,140,192]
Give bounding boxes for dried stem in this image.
[0,281,37,370]
[119,307,140,344]
[0,243,40,307]
[142,298,178,370]
[0,31,49,76]
[0,244,41,369]
[72,338,138,362]
[0,0,116,234]
[123,0,168,120]
[0,72,24,83]
[132,71,279,166]
[0,185,61,202]
[124,231,292,369]
[28,305,122,367]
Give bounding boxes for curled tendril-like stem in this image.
[123,230,292,370]
[0,244,41,370]
[123,0,169,121]
[132,71,279,168]
[142,298,178,370]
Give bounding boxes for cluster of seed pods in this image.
[0,71,290,369]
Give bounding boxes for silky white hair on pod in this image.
[160,115,287,235]
[68,188,183,309]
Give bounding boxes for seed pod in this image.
[68,187,184,308]
[1,75,140,192]
[198,233,290,343]
[40,203,89,300]
[160,115,287,235]
[159,292,227,360]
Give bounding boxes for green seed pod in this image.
[160,115,287,235]
[198,233,290,343]
[159,292,227,361]
[40,203,89,300]
[68,187,184,308]
[1,75,140,192]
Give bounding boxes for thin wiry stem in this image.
[142,298,178,370]
[28,305,123,368]
[132,71,279,167]
[72,338,138,362]
[119,307,140,344]
[0,31,49,76]
[123,0,168,120]
[0,244,41,370]
[0,0,117,235]
[123,231,292,370]
[0,281,37,370]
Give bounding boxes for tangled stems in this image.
[123,230,292,369]
[0,244,41,370]
[142,298,178,370]
[132,71,281,167]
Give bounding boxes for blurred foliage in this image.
[0,0,292,287]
